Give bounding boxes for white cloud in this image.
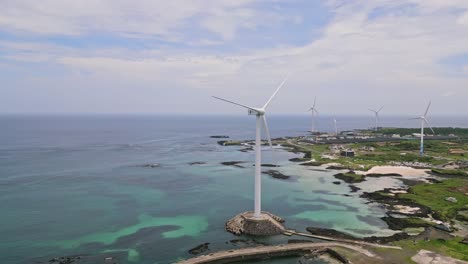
[458,11,468,25]
[0,0,277,41]
[1,0,468,114]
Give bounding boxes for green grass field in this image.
[399,178,468,221]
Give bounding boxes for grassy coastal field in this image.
[215,127,468,263]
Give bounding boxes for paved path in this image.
[177,242,377,264]
[287,231,402,249]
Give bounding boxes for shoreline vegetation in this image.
[185,127,468,263]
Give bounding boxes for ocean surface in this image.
[1,114,467,264]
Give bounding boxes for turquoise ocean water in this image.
[1,115,467,264]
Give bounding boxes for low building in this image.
[340,150,355,157]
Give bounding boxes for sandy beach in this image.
[360,166,429,177]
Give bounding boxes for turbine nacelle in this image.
[249,108,265,116]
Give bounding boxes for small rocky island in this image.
[225,211,286,236]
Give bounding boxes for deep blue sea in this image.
[1,115,467,264]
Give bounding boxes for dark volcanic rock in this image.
[210,135,229,138]
[221,161,246,168]
[264,170,291,180]
[189,161,206,165]
[326,165,348,170]
[141,163,160,168]
[366,173,402,177]
[239,147,253,152]
[188,243,210,255]
[363,232,410,244]
[289,157,308,162]
[306,227,358,240]
[299,161,323,166]
[399,178,425,186]
[260,163,280,167]
[461,236,468,244]
[360,191,397,202]
[250,163,280,167]
[426,178,442,184]
[49,255,82,264]
[381,216,433,230]
[334,171,365,183]
[360,189,431,217]
[349,185,361,192]
[433,224,452,232]
[332,181,341,185]
[229,239,263,246]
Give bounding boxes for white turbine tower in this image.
[410,101,435,156]
[212,76,288,219]
[307,97,319,133]
[333,117,338,136]
[369,106,384,131]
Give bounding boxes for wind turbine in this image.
[333,117,338,136]
[212,76,289,219]
[410,101,435,156]
[369,106,384,131]
[307,97,319,133]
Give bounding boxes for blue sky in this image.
[1,0,468,115]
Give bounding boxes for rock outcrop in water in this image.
[48,256,82,264]
[263,170,291,180]
[139,163,160,168]
[188,243,210,255]
[188,161,206,165]
[221,161,246,168]
[210,135,229,138]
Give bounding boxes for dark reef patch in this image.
[221,161,247,168]
[188,243,210,255]
[263,170,292,180]
[189,161,206,165]
[210,135,229,138]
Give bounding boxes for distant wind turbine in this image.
[333,117,338,136]
[410,101,435,156]
[369,106,384,131]
[307,97,319,133]
[212,75,289,218]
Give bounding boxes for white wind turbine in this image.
[410,101,435,156]
[369,106,384,131]
[333,117,338,136]
[212,76,289,219]
[307,97,319,133]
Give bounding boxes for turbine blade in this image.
[424,101,431,116]
[378,106,384,113]
[262,115,276,165]
[314,109,319,114]
[424,118,435,134]
[212,96,257,111]
[313,96,317,108]
[263,74,290,109]
[369,109,376,113]
[409,117,421,120]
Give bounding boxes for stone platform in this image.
[225,211,285,236]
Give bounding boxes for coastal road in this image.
[177,242,386,264]
[286,231,402,249]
